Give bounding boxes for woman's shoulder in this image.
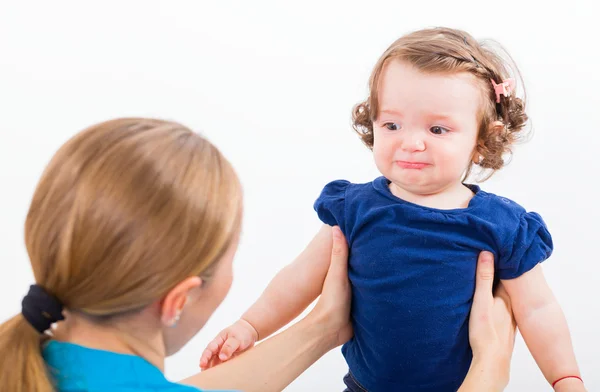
[44,341,238,392]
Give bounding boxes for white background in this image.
[1,1,598,390]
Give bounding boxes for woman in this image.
[0,118,516,392]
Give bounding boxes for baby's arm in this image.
[200,224,334,368]
[503,264,585,391]
[242,224,334,339]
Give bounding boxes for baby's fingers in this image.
[199,336,226,369]
[218,336,241,361]
[199,349,215,369]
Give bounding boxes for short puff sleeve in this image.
[498,212,553,280]
[313,180,349,235]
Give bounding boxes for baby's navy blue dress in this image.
[314,177,553,392]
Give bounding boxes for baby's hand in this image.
[199,318,259,370]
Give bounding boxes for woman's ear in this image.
[159,276,202,326]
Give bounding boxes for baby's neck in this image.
[389,182,475,210]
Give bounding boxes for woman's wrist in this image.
[298,311,343,354]
[459,355,507,392]
[184,315,339,392]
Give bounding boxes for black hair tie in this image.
[21,284,65,333]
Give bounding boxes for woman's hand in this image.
[459,251,517,391]
[305,226,353,349]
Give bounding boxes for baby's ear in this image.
[471,151,482,165]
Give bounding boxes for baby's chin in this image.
[387,175,462,198]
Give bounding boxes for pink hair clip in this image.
[490,78,515,103]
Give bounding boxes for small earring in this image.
[170,310,182,327]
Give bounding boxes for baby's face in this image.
[372,60,481,195]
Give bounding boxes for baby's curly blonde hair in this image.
[353,27,529,180]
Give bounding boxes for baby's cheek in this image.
[437,151,469,175]
[372,149,392,177]
[373,141,392,162]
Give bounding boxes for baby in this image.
[200,27,584,391]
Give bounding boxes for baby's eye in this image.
[430,126,449,135]
[384,123,400,131]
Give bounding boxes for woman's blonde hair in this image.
[353,27,529,180]
[0,118,243,392]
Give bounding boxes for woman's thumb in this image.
[328,226,348,278]
[473,251,495,304]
